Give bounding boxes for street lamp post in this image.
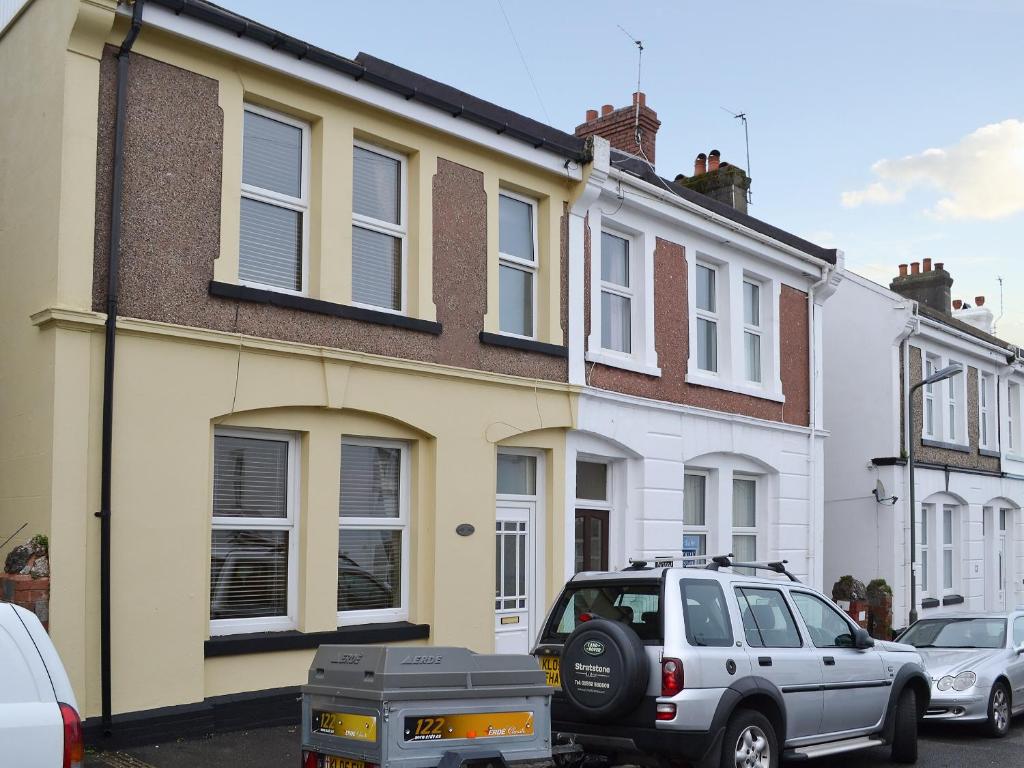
[907,362,963,625]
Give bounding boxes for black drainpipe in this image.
[98,0,145,735]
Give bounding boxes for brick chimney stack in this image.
[575,92,661,165]
[890,261,954,315]
[674,149,752,214]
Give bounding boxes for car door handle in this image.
[823,656,836,666]
[758,656,773,667]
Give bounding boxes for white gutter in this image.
[607,167,834,271]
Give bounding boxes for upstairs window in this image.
[947,359,964,443]
[600,231,633,354]
[352,143,406,312]
[695,263,718,373]
[923,354,938,438]
[498,192,538,338]
[743,279,762,384]
[239,107,308,293]
[979,373,995,448]
[1010,382,1022,454]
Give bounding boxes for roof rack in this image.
[706,554,801,583]
[625,554,717,570]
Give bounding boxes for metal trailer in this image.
[301,645,582,768]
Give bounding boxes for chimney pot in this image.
[953,299,963,310]
[708,149,721,172]
[934,262,944,272]
[585,108,598,122]
[975,295,985,307]
[601,104,614,116]
[898,264,908,277]
[633,91,646,107]
[910,261,920,275]
[694,152,707,176]
[923,258,932,272]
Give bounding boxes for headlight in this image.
[937,676,954,691]
[952,671,977,691]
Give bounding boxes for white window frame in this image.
[694,260,720,374]
[239,104,310,297]
[598,229,636,357]
[941,505,958,595]
[351,140,408,315]
[742,276,764,385]
[731,474,759,564]
[683,471,710,563]
[919,506,931,598]
[923,354,938,438]
[1009,381,1022,456]
[497,190,539,340]
[979,372,995,449]
[946,359,965,444]
[338,436,411,626]
[210,427,300,636]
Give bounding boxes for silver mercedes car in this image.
[897,611,1024,737]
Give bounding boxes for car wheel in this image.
[890,688,918,764]
[986,681,1011,738]
[720,709,777,768]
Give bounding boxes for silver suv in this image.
[534,556,930,768]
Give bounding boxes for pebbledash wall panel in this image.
[91,47,568,381]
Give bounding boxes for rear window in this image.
[680,578,734,647]
[543,581,662,643]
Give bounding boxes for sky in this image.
[216,0,1024,344]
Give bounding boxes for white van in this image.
[0,602,82,768]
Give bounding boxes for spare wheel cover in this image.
[560,618,648,721]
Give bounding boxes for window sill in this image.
[204,621,430,657]
[684,372,785,403]
[209,281,442,335]
[979,448,1001,458]
[585,351,661,377]
[921,438,970,453]
[479,331,567,358]
[1006,452,1024,463]
[942,594,964,606]
[920,598,940,609]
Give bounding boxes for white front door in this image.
[494,502,535,653]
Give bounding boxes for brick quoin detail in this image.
[583,228,810,426]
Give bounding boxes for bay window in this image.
[210,429,298,634]
[352,143,406,312]
[498,192,538,338]
[732,477,758,567]
[920,510,930,596]
[239,106,308,293]
[943,505,955,592]
[338,439,409,623]
[683,473,708,563]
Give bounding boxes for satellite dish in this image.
[873,479,898,505]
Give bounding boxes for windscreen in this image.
[900,617,1007,649]
[542,581,662,643]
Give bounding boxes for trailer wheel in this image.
[559,618,647,721]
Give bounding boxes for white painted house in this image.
[824,264,1024,627]
[563,100,841,589]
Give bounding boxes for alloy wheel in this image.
[734,724,771,768]
[993,687,1009,733]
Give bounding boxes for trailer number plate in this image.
[404,712,534,741]
[323,758,366,768]
[312,710,377,743]
[539,655,560,688]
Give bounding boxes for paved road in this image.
[87,720,1024,768]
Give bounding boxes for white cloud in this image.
[841,119,1024,220]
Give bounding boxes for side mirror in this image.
[854,627,875,650]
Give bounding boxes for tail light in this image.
[656,703,677,721]
[59,703,83,768]
[661,657,684,697]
